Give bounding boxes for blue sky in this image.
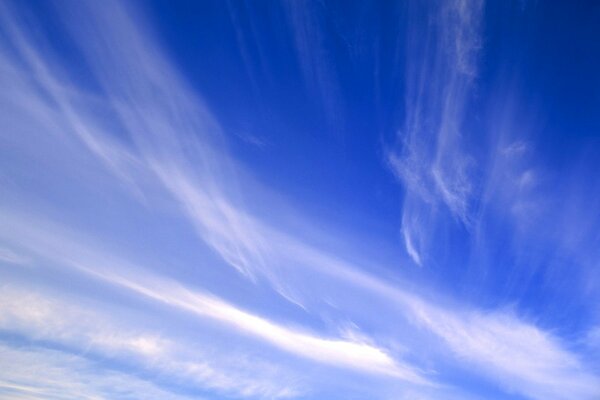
[0,0,599,399]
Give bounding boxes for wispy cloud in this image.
[404,298,600,400]
[388,0,483,265]
[0,0,270,281]
[0,343,199,400]
[0,285,302,399]
[1,1,598,399]
[283,0,343,129]
[3,204,598,399]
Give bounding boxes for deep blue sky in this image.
[0,1,599,399]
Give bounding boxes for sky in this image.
[0,0,599,399]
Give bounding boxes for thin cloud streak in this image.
[404,298,600,400]
[0,344,201,400]
[0,286,302,399]
[0,1,598,399]
[0,0,267,281]
[3,205,598,399]
[389,0,483,265]
[0,210,426,385]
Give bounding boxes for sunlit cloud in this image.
[1,0,599,399]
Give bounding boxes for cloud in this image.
[404,298,600,400]
[0,1,598,399]
[4,204,598,399]
[0,344,198,400]
[96,272,423,382]
[0,285,303,399]
[283,0,343,129]
[0,4,427,389]
[387,0,484,264]
[0,0,269,281]
[0,206,427,386]
[402,227,422,266]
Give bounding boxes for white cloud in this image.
[388,0,484,266]
[0,343,197,400]
[0,2,426,385]
[0,209,427,385]
[404,298,600,400]
[0,0,268,281]
[402,228,422,266]
[0,2,598,400]
[0,285,303,399]
[6,205,597,399]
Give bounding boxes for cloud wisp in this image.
[0,285,302,399]
[0,1,599,399]
[0,209,427,386]
[388,0,483,266]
